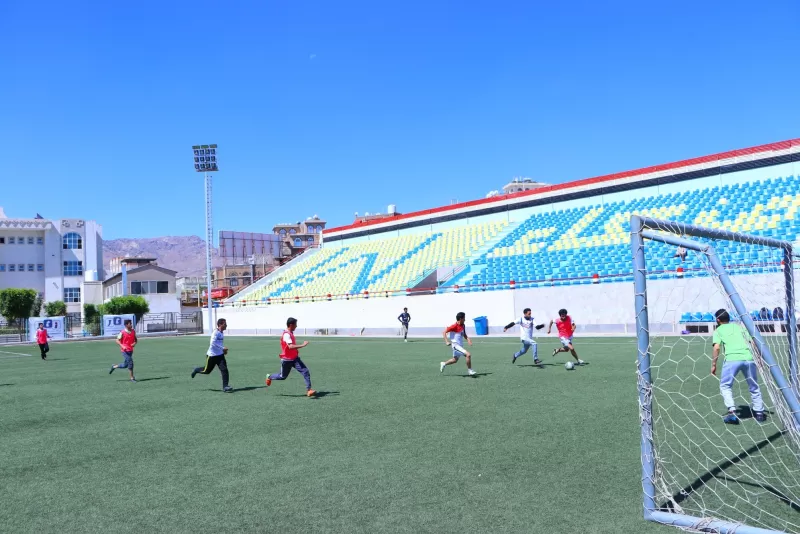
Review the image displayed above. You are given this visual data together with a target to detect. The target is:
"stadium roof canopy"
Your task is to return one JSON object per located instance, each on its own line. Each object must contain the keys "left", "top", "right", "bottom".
{"left": 324, "top": 138, "right": 800, "bottom": 243}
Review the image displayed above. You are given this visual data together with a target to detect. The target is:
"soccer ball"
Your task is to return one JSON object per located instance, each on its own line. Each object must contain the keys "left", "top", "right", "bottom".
{"left": 565, "top": 361, "right": 575, "bottom": 371}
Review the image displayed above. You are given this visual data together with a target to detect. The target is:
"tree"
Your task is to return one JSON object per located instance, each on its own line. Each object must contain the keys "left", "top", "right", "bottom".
{"left": 102, "top": 296, "right": 150, "bottom": 322}
{"left": 44, "top": 301, "right": 68, "bottom": 317}
{"left": 31, "top": 293, "right": 43, "bottom": 318}
{"left": 0, "top": 288, "right": 38, "bottom": 332}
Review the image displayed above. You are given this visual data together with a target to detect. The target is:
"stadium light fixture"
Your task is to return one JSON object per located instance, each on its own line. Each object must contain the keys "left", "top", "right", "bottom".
{"left": 192, "top": 144, "right": 218, "bottom": 333}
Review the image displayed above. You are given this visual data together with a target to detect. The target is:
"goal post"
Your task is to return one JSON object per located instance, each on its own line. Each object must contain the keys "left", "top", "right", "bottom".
{"left": 631, "top": 215, "right": 800, "bottom": 534}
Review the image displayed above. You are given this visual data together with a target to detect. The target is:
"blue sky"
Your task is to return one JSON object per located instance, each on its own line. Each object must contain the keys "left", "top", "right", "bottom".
{"left": 2, "top": 0, "right": 799, "bottom": 240}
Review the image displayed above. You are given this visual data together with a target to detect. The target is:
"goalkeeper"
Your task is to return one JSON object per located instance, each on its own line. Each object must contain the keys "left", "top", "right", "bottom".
{"left": 504, "top": 308, "right": 545, "bottom": 366}
{"left": 711, "top": 309, "right": 766, "bottom": 424}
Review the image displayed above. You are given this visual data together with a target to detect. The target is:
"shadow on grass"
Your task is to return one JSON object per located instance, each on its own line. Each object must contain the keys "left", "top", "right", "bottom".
{"left": 44, "top": 358, "right": 68, "bottom": 361}
{"left": 279, "top": 390, "right": 340, "bottom": 399}
{"left": 443, "top": 373, "right": 493, "bottom": 378}
{"left": 207, "top": 386, "right": 266, "bottom": 392}
{"left": 131, "top": 376, "right": 171, "bottom": 382}
{"left": 518, "top": 363, "right": 559, "bottom": 368}
{"left": 0, "top": 383, "right": 13, "bottom": 387}
{"left": 663, "top": 428, "right": 790, "bottom": 512}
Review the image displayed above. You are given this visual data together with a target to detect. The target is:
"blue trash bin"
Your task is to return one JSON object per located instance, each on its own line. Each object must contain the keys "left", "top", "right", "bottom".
{"left": 473, "top": 316, "right": 489, "bottom": 336}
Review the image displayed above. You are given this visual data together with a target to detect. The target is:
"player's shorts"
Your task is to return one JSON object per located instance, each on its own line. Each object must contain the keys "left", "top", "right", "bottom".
{"left": 559, "top": 336, "right": 574, "bottom": 347}
{"left": 451, "top": 343, "right": 468, "bottom": 359}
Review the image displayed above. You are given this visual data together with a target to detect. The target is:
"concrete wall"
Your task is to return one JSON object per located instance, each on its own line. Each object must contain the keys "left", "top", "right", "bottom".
{"left": 212, "top": 271, "right": 792, "bottom": 336}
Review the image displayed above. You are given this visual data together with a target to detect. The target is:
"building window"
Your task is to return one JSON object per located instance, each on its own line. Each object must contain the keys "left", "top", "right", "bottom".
{"left": 0, "top": 264, "right": 5, "bottom": 272}
{"left": 63, "top": 260, "right": 83, "bottom": 276}
{"left": 62, "top": 232, "right": 82, "bottom": 249}
{"left": 0, "top": 237, "right": 4, "bottom": 244}
{"left": 8, "top": 237, "right": 14, "bottom": 244}
{"left": 230, "top": 278, "right": 239, "bottom": 287}
{"left": 131, "top": 280, "right": 169, "bottom": 294}
{"left": 9, "top": 264, "right": 15, "bottom": 272}
{"left": 289, "top": 228, "right": 297, "bottom": 234}
{"left": 18, "top": 237, "right": 24, "bottom": 244}
{"left": 28, "top": 264, "right": 34, "bottom": 272}
{"left": 18, "top": 264, "right": 24, "bottom": 272}
{"left": 37, "top": 237, "right": 43, "bottom": 245}
{"left": 37, "top": 264, "right": 44, "bottom": 272}
{"left": 27, "top": 237, "right": 34, "bottom": 245}
{"left": 64, "top": 287, "right": 81, "bottom": 303}
{"left": 307, "top": 237, "right": 314, "bottom": 245}
{"left": 294, "top": 238, "right": 302, "bottom": 246}
{"left": 279, "top": 229, "right": 286, "bottom": 236}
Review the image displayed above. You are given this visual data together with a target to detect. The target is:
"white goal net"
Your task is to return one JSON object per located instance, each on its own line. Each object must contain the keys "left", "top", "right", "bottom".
{"left": 633, "top": 216, "right": 800, "bottom": 533}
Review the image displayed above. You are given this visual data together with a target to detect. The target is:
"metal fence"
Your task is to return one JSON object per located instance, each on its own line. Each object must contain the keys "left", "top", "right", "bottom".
{"left": 0, "top": 311, "right": 204, "bottom": 345}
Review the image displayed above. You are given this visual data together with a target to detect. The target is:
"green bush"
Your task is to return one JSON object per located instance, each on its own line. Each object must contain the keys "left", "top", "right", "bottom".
{"left": 0, "top": 288, "right": 38, "bottom": 332}
{"left": 83, "top": 303, "right": 102, "bottom": 336}
{"left": 102, "top": 296, "right": 150, "bottom": 322}
{"left": 44, "top": 300, "right": 67, "bottom": 317}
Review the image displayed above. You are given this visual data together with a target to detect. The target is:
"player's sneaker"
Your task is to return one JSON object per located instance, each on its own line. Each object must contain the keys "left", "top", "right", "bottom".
{"left": 223, "top": 386, "right": 234, "bottom": 393}
{"left": 467, "top": 369, "right": 477, "bottom": 376}
{"left": 723, "top": 411, "right": 740, "bottom": 424}
{"left": 130, "top": 378, "right": 137, "bottom": 383}
{"left": 191, "top": 369, "right": 198, "bottom": 379}
{"left": 512, "top": 354, "right": 518, "bottom": 364}
{"left": 534, "top": 358, "right": 543, "bottom": 366}
{"left": 307, "top": 389, "right": 317, "bottom": 397}
{"left": 404, "top": 339, "right": 408, "bottom": 343}
{"left": 109, "top": 366, "right": 115, "bottom": 374}
{"left": 265, "top": 377, "right": 272, "bottom": 387}
{"left": 577, "top": 360, "right": 587, "bottom": 365}
{"left": 440, "top": 362, "right": 446, "bottom": 373}
{"left": 552, "top": 348, "right": 558, "bottom": 357}
{"left": 754, "top": 411, "right": 768, "bottom": 423}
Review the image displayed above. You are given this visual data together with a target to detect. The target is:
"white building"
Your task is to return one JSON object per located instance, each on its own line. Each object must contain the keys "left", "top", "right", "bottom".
{"left": 0, "top": 208, "right": 104, "bottom": 317}
{"left": 103, "top": 264, "right": 180, "bottom": 315}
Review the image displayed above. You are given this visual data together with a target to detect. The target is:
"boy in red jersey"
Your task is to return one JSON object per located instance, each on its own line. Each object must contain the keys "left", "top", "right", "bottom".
{"left": 109, "top": 319, "right": 138, "bottom": 382}
{"left": 265, "top": 317, "right": 316, "bottom": 397}
{"left": 36, "top": 323, "right": 51, "bottom": 360}
{"left": 547, "top": 308, "right": 586, "bottom": 365}
{"left": 440, "top": 312, "right": 476, "bottom": 375}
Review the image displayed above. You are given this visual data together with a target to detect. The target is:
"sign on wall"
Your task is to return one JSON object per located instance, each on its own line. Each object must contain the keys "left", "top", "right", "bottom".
{"left": 103, "top": 314, "right": 136, "bottom": 336}
{"left": 28, "top": 317, "right": 65, "bottom": 342}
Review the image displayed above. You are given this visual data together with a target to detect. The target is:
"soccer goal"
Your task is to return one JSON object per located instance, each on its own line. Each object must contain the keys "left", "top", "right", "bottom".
{"left": 631, "top": 215, "right": 800, "bottom": 534}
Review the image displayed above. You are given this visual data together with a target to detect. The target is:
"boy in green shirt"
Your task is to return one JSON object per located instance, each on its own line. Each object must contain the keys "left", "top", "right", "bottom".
{"left": 711, "top": 309, "right": 766, "bottom": 424}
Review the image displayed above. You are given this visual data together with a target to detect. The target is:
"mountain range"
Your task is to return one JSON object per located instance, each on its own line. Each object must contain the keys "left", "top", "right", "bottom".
{"left": 103, "top": 236, "right": 222, "bottom": 278}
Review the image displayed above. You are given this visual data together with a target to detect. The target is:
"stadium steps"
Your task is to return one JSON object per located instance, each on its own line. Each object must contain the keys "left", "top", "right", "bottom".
{"left": 227, "top": 247, "right": 322, "bottom": 302}
{"left": 441, "top": 222, "right": 518, "bottom": 288}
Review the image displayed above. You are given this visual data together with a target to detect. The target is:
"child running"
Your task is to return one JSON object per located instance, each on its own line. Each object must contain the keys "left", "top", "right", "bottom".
{"left": 265, "top": 317, "right": 316, "bottom": 397}
{"left": 191, "top": 318, "right": 233, "bottom": 392}
{"left": 504, "top": 308, "right": 545, "bottom": 365}
{"left": 548, "top": 308, "right": 586, "bottom": 365}
{"left": 711, "top": 309, "right": 766, "bottom": 424}
{"left": 109, "top": 319, "right": 138, "bottom": 382}
{"left": 36, "top": 322, "right": 51, "bottom": 360}
{"left": 440, "top": 312, "right": 476, "bottom": 376}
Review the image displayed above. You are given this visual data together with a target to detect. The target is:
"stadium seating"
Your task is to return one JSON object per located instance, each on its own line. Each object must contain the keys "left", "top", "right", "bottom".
{"left": 231, "top": 174, "right": 800, "bottom": 302}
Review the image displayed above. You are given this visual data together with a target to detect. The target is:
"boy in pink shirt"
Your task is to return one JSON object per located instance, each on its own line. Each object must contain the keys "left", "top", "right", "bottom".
{"left": 36, "top": 323, "right": 51, "bottom": 360}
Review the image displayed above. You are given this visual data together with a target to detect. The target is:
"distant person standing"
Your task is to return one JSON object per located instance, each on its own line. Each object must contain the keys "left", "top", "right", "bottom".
{"left": 398, "top": 307, "right": 411, "bottom": 342}
{"left": 109, "top": 319, "right": 138, "bottom": 382}
{"left": 36, "top": 323, "right": 51, "bottom": 360}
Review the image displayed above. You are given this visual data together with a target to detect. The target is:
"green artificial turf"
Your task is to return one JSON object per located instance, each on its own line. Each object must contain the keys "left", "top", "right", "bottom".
{"left": 1, "top": 335, "right": 776, "bottom": 533}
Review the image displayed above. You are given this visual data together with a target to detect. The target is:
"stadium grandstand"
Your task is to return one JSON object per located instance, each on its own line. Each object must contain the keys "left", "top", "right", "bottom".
{"left": 220, "top": 138, "right": 800, "bottom": 336}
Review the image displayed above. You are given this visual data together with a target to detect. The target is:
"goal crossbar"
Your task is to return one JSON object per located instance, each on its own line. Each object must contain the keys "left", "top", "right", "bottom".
{"left": 631, "top": 215, "right": 800, "bottom": 534}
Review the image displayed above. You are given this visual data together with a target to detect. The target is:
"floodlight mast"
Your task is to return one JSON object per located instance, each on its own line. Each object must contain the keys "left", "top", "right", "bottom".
{"left": 192, "top": 144, "right": 218, "bottom": 334}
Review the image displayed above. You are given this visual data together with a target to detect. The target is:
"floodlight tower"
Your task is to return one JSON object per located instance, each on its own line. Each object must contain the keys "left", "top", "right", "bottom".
{"left": 192, "top": 144, "right": 219, "bottom": 333}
